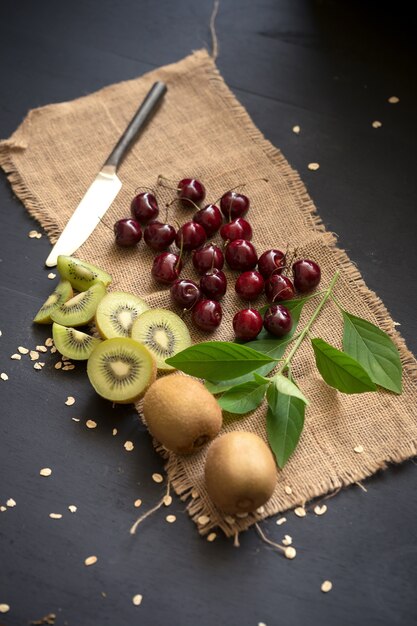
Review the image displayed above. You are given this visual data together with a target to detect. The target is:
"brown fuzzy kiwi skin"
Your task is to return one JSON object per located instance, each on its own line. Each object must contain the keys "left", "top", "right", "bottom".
{"left": 142, "top": 374, "right": 222, "bottom": 455}
{"left": 204, "top": 431, "right": 277, "bottom": 514}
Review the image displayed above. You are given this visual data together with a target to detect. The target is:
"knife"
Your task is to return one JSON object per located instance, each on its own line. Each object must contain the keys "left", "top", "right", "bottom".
{"left": 45, "top": 81, "right": 167, "bottom": 267}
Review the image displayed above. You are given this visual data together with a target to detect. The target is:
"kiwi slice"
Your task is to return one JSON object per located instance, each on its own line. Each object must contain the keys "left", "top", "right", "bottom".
{"left": 95, "top": 291, "right": 149, "bottom": 339}
{"left": 87, "top": 337, "right": 156, "bottom": 403}
{"left": 131, "top": 308, "right": 191, "bottom": 371}
{"left": 50, "top": 282, "right": 106, "bottom": 327}
{"left": 33, "top": 281, "right": 73, "bottom": 324}
{"left": 57, "top": 255, "right": 112, "bottom": 292}
{"left": 52, "top": 322, "right": 102, "bottom": 360}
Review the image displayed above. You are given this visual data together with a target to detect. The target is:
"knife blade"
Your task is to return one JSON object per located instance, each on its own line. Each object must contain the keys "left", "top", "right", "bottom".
{"left": 45, "top": 80, "right": 167, "bottom": 267}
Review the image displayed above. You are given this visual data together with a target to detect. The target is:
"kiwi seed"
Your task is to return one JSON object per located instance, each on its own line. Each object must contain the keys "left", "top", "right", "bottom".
{"left": 52, "top": 323, "right": 102, "bottom": 360}
{"left": 57, "top": 255, "right": 112, "bottom": 292}
{"left": 33, "top": 281, "right": 73, "bottom": 324}
{"left": 50, "top": 282, "right": 106, "bottom": 327}
{"left": 95, "top": 291, "right": 149, "bottom": 339}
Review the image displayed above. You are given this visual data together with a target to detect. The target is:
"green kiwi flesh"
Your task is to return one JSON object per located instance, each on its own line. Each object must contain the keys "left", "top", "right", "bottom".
{"left": 33, "top": 281, "right": 74, "bottom": 324}
{"left": 52, "top": 323, "right": 102, "bottom": 360}
{"left": 57, "top": 255, "right": 112, "bottom": 292}
{"left": 131, "top": 308, "right": 191, "bottom": 371}
{"left": 87, "top": 337, "right": 156, "bottom": 403}
{"left": 95, "top": 291, "right": 149, "bottom": 339}
{"left": 50, "top": 281, "right": 106, "bottom": 327}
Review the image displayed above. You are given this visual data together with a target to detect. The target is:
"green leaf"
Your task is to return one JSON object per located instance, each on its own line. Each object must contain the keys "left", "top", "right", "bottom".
{"left": 165, "top": 341, "right": 278, "bottom": 380}
{"left": 271, "top": 373, "right": 310, "bottom": 405}
{"left": 258, "top": 297, "right": 308, "bottom": 340}
{"left": 266, "top": 377, "right": 306, "bottom": 468}
{"left": 217, "top": 381, "right": 269, "bottom": 414}
{"left": 342, "top": 310, "right": 402, "bottom": 394}
{"left": 311, "top": 337, "right": 377, "bottom": 394}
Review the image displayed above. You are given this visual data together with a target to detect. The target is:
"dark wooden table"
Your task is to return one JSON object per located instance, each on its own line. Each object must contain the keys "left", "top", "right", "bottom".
{"left": 1, "top": 1, "right": 416, "bottom": 625}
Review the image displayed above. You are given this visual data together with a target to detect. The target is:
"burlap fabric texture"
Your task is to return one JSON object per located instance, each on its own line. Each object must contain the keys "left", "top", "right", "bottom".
{"left": 1, "top": 50, "right": 416, "bottom": 538}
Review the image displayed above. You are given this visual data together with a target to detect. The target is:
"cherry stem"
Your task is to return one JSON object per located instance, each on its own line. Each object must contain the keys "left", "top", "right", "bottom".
{"left": 213, "top": 177, "right": 269, "bottom": 205}
{"left": 130, "top": 481, "right": 171, "bottom": 534}
{"left": 157, "top": 174, "right": 181, "bottom": 192}
{"left": 98, "top": 216, "right": 114, "bottom": 232}
{"left": 133, "top": 185, "right": 157, "bottom": 195}
{"left": 175, "top": 229, "right": 184, "bottom": 270}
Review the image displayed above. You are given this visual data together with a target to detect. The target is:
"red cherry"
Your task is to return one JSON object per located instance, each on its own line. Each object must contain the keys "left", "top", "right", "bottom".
{"left": 114, "top": 218, "right": 142, "bottom": 247}
{"left": 200, "top": 269, "right": 227, "bottom": 300}
{"left": 257, "top": 249, "right": 286, "bottom": 279}
{"left": 144, "top": 221, "right": 176, "bottom": 252}
{"left": 130, "top": 192, "right": 159, "bottom": 224}
{"left": 178, "top": 178, "right": 206, "bottom": 208}
{"left": 151, "top": 252, "right": 182, "bottom": 284}
{"left": 170, "top": 279, "right": 201, "bottom": 310}
{"left": 235, "top": 270, "right": 265, "bottom": 301}
{"left": 263, "top": 305, "right": 292, "bottom": 337}
{"left": 225, "top": 239, "right": 258, "bottom": 271}
{"left": 292, "top": 259, "right": 321, "bottom": 292}
{"left": 193, "top": 204, "right": 223, "bottom": 237}
{"left": 220, "top": 218, "right": 252, "bottom": 242}
{"left": 192, "top": 243, "right": 224, "bottom": 275}
{"left": 175, "top": 221, "right": 207, "bottom": 251}
{"left": 265, "top": 274, "right": 295, "bottom": 303}
{"left": 192, "top": 299, "right": 222, "bottom": 331}
{"left": 220, "top": 191, "right": 250, "bottom": 220}
{"left": 233, "top": 309, "right": 263, "bottom": 341}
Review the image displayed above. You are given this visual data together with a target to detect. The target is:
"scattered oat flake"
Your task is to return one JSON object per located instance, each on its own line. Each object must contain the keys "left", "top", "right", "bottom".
{"left": 45, "top": 337, "right": 53, "bottom": 347}
{"left": 284, "top": 546, "right": 297, "bottom": 559}
{"left": 47, "top": 272, "right": 56, "bottom": 279}
{"left": 284, "top": 485, "right": 292, "bottom": 495}
{"left": 191, "top": 489, "right": 199, "bottom": 498}
{"left": 282, "top": 534, "right": 292, "bottom": 546}
{"left": 54, "top": 362, "right": 62, "bottom": 369}
{"left": 112, "top": 428, "right": 117, "bottom": 436}
{"left": 132, "top": 594, "right": 143, "bottom": 606}
{"left": 292, "top": 125, "right": 300, "bottom": 134}
{"left": 30, "top": 350, "right": 39, "bottom": 360}
{"left": 0, "top": 373, "right": 9, "bottom": 381}
{"left": 294, "top": 506, "right": 306, "bottom": 518}
{"left": 0, "top": 330, "right": 2, "bottom": 336}
{"left": 225, "top": 515, "right": 235, "bottom": 524}
{"left": 86, "top": 420, "right": 97, "bottom": 429}
{"left": 152, "top": 473, "right": 163, "bottom": 483}
{"left": 68, "top": 505, "right": 77, "bottom": 513}
{"left": 166, "top": 514, "right": 176, "bottom": 523}
{"left": 256, "top": 505, "right": 265, "bottom": 514}
{"left": 197, "top": 515, "right": 210, "bottom": 526}
{"left": 40, "top": 468, "right": 52, "bottom": 477}
{"left": 276, "top": 517, "right": 287, "bottom": 525}
{"left": 33, "top": 363, "right": 43, "bottom": 370}
{"left": 18, "top": 346, "right": 29, "bottom": 354}
{"left": 6, "top": 498, "right": 16, "bottom": 507}
{"left": 0, "top": 506, "right": 6, "bottom": 512}
{"left": 258, "top": 622, "right": 267, "bottom": 626}
{"left": 321, "top": 580, "right": 333, "bottom": 593}
{"left": 388, "top": 96, "right": 399, "bottom": 103}
{"left": 308, "top": 162, "right": 320, "bottom": 171}
{"left": 124, "top": 440, "right": 134, "bottom": 451}
{"left": 28, "top": 229, "right": 40, "bottom": 238}
{"left": 207, "top": 532, "right": 217, "bottom": 542}
{"left": 65, "top": 396, "right": 75, "bottom": 406}
{"left": 72, "top": 417, "right": 80, "bottom": 422}
{"left": 314, "top": 504, "right": 327, "bottom": 516}
{"left": 50, "top": 346, "right": 57, "bottom": 353}
{"left": 0, "top": 604, "right": 10, "bottom": 613}
{"left": 134, "top": 499, "right": 142, "bottom": 508}
{"left": 49, "top": 513, "right": 62, "bottom": 519}
{"left": 354, "top": 445, "right": 364, "bottom": 453}
{"left": 372, "top": 120, "right": 382, "bottom": 128}
{"left": 163, "top": 495, "right": 172, "bottom": 507}
{"left": 85, "top": 556, "right": 98, "bottom": 566}
{"left": 35, "top": 233, "right": 42, "bottom": 239}
{"left": 37, "top": 345, "right": 48, "bottom": 353}
{"left": 11, "top": 353, "right": 21, "bottom": 360}
{"left": 63, "top": 365, "right": 75, "bottom": 371}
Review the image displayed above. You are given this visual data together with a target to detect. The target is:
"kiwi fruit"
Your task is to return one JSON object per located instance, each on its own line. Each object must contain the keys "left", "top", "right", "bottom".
{"left": 131, "top": 309, "right": 191, "bottom": 370}
{"left": 95, "top": 291, "right": 149, "bottom": 339}
{"left": 87, "top": 337, "right": 156, "bottom": 403}
{"left": 204, "top": 431, "right": 277, "bottom": 514}
{"left": 57, "top": 255, "right": 112, "bottom": 292}
{"left": 50, "top": 281, "right": 106, "bottom": 327}
{"left": 143, "top": 374, "right": 222, "bottom": 455}
{"left": 52, "top": 322, "right": 102, "bottom": 360}
{"left": 33, "top": 281, "right": 74, "bottom": 324}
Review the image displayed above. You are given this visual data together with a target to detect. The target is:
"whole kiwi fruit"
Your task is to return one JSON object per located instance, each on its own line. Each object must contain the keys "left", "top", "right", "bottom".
{"left": 204, "top": 431, "right": 276, "bottom": 514}
{"left": 142, "top": 374, "right": 222, "bottom": 455}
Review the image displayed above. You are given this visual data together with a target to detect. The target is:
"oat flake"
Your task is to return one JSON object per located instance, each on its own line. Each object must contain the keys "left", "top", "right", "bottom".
{"left": 292, "top": 125, "right": 300, "bottom": 134}
{"left": 86, "top": 420, "right": 97, "bottom": 429}
{"left": 354, "top": 445, "right": 364, "bottom": 453}
{"left": 37, "top": 345, "right": 48, "bottom": 353}
{"left": 0, "top": 506, "right": 6, "bottom": 512}
{"left": 321, "top": 580, "right": 333, "bottom": 593}
{"left": 63, "top": 365, "right": 75, "bottom": 371}
{"left": 276, "top": 517, "right": 287, "bottom": 526}
{"left": 372, "top": 120, "right": 382, "bottom": 128}
{"left": 0, "top": 604, "right": 10, "bottom": 613}
{"left": 152, "top": 473, "right": 163, "bottom": 483}
{"left": 388, "top": 96, "right": 399, "bottom": 103}
{"left": 132, "top": 594, "right": 143, "bottom": 606}
{"left": 112, "top": 428, "right": 117, "bottom": 436}
{"left": 68, "top": 505, "right": 77, "bottom": 513}
{"left": 207, "top": 532, "right": 217, "bottom": 542}
{"left": 308, "top": 162, "right": 320, "bottom": 170}
{"left": 54, "top": 362, "right": 62, "bottom": 369}
{"left": 65, "top": 396, "right": 75, "bottom": 406}
{"left": 28, "top": 230, "right": 39, "bottom": 238}
{"left": 166, "top": 514, "right": 176, "bottom": 523}
{"left": 33, "top": 363, "right": 42, "bottom": 370}
{"left": 282, "top": 535, "right": 292, "bottom": 546}
{"left": 49, "top": 513, "right": 62, "bottom": 519}
{"left": 134, "top": 499, "right": 142, "bottom": 508}
{"left": 294, "top": 507, "right": 306, "bottom": 518}
{"left": 6, "top": 498, "right": 16, "bottom": 507}
{"left": 72, "top": 417, "right": 80, "bottom": 422}
{"left": 48, "top": 272, "right": 56, "bottom": 279}
{"left": 18, "top": 346, "right": 29, "bottom": 354}
{"left": 191, "top": 489, "right": 199, "bottom": 499}
{"left": 163, "top": 495, "right": 172, "bottom": 507}
{"left": 50, "top": 346, "right": 57, "bottom": 353}
{"left": 258, "top": 622, "right": 267, "bottom": 626}
{"left": 85, "top": 556, "right": 97, "bottom": 566}
{"left": 197, "top": 515, "right": 210, "bottom": 526}
{"left": 30, "top": 350, "right": 39, "bottom": 360}
{"left": 0, "top": 373, "right": 8, "bottom": 381}
{"left": 45, "top": 337, "right": 53, "bottom": 347}
{"left": 284, "top": 546, "right": 297, "bottom": 559}
{"left": 256, "top": 505, "right": 265, "bottom": 514}
{"left": 11, "top": 354, "right": 21, "bottom": 360}
{"left": 40, "top": 468, "right": 52, "bottom": 477}
{"left": 124, "top": 440, "right": 134, "bottom": 451}
{"left": 224, "top": 515, "right": 235, "bottom": 524}
{"left": 314, "top": 504, "right": 327, "bottom": 516}
{"left": 284, "top": 485, "right": 292, "bottom": 495}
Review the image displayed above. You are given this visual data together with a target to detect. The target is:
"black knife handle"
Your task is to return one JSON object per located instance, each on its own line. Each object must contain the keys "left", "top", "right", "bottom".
{"left": 103, "top": 81, "right": 167, "bottom": 171}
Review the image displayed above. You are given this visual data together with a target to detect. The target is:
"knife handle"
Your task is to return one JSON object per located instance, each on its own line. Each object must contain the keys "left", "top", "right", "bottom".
{"left": 103, "top": 81, "right": 167, "bottom": 171}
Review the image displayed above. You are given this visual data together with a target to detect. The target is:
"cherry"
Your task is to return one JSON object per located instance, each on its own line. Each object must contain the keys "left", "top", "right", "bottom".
{"left": 130, "top": 192, "right": 159, "bottom": 224}
{"left": 263, "top": 305, "right": 292, "bottom": 337}
{"left": 178, "top": 178, "right": 206, "bottom": 208}
{"left": 151, "top": 252, "right": 182, "bottom": 284}
{"left": 170, "top": 279, "right": 201, "bottom": 310}
{"left": 192, "top": 243, "right": 224, "bottom": 275}
{"left": 220, "top": 218, "right": 252, "bottom": 242}
{"left": 144, "top": 221, "right": 176, "bottom": 252}
{"left": 257, "top": 249, "right": 286, "bottom": 279}
{"left": 114, "top": 218, "right": 142, "bottom": 247}
{"left": 192, "top": 299, "right": 222, "bottom": 331}
{"left": 265, "top": 274, "right": 295, "bottom": 303}
{"left": 235, "top": 270, "right": 264, "bottom": 301}
{"left": 233, "top": 309, "right": 263, "bottom": 341}
{"left": 225, "top": 239, "right": 258, "bottom": 271}
{"left": 292, "top": 259, "right": 321, "bottom": 292}
{"left": 200, "top": 269, "right": 227, "bottom": 300}
{"left": 175, "top": 221, "right": 207, "bottom": 251}
{"left": 220, "top": 191, "right": 250, "bottom": 220}
{"left": 193, "top": 204, "right": 223, "bottom": 237}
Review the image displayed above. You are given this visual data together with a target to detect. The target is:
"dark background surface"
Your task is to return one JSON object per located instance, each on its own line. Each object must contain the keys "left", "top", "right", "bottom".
{"left": 1, "top": 1, "right": 416, "bottom": 625}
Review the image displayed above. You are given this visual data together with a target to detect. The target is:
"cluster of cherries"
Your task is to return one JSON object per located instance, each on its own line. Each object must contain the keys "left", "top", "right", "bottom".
{"left": 113, "top": 177, "right": 321, "bottom": 340}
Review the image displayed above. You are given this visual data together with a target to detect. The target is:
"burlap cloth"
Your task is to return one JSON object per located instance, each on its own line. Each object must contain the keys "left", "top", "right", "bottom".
{"left": 1, "top": 50, "right": 416, "bottom": 537}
